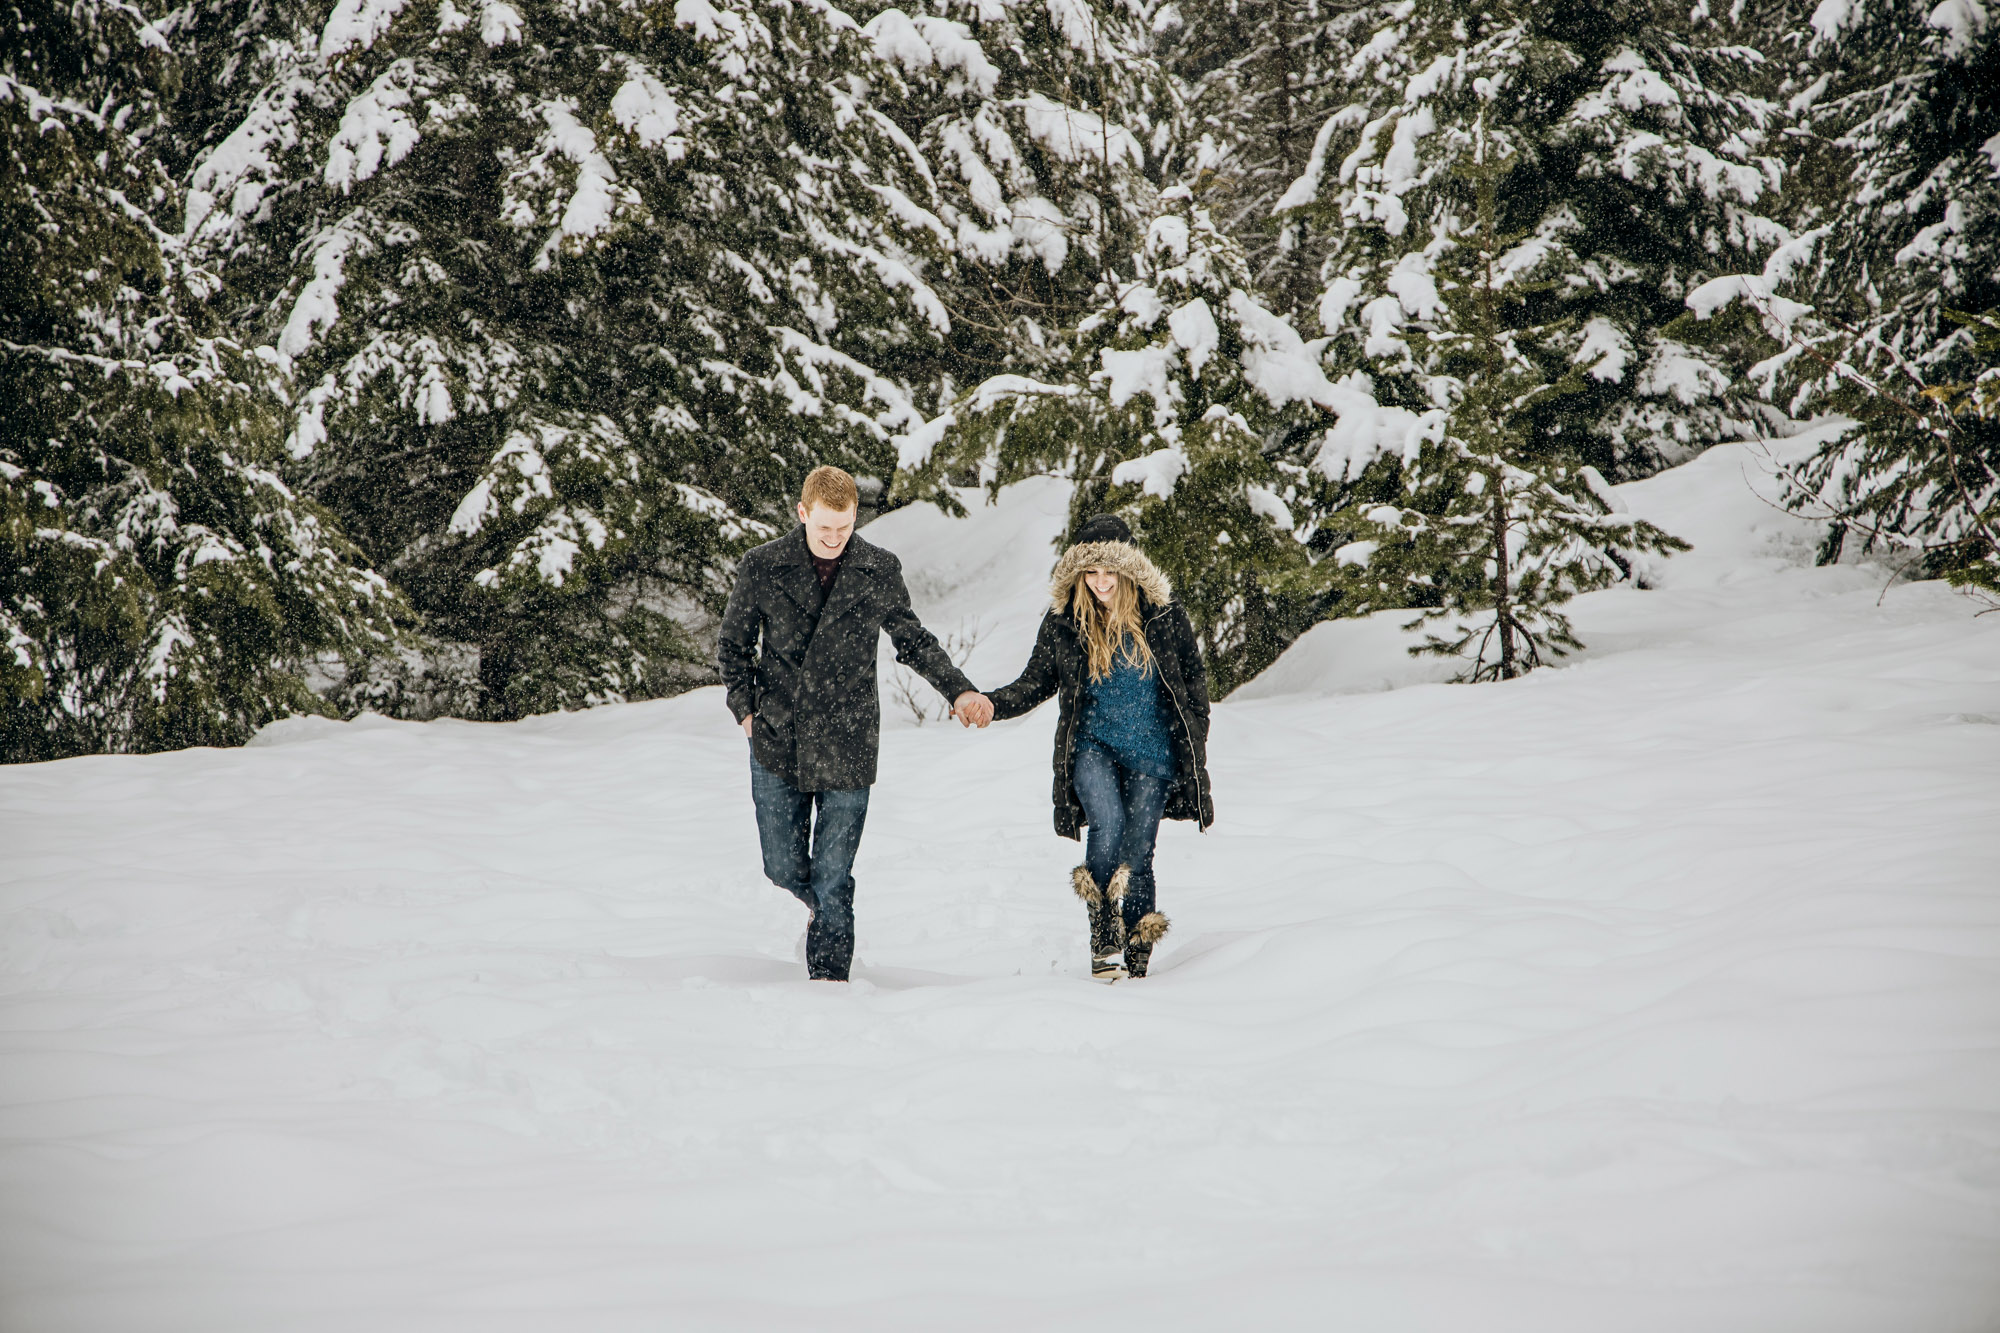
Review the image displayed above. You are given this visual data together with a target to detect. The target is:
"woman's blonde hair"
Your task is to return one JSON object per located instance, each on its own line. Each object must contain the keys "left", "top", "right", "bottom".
{"left": 1071, "top": 570, "right": 1155, "bottom": 682}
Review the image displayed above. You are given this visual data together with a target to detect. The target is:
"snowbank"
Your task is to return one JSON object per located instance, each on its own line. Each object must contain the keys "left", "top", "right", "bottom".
{"left": 1235, "top": 433, "right": 1848, "bottom": 702}
{"left": 862, "top": 474, "right": 1071, "bottom": 718}
{"left": 1229, "top": 606, "right": 1465, "bottom": 699}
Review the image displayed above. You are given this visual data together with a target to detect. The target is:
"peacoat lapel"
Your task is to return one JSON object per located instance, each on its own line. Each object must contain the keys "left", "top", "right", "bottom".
{"left": 773, "top": 527, "right": 824, "bottom": 617}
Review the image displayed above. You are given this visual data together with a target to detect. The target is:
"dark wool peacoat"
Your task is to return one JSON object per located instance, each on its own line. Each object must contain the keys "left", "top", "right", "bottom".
{"left": 718, "top": 526, "right": 975, "bottom": 792}
{"left": 989, "top": 540, "right": 1214, "bottom": 840}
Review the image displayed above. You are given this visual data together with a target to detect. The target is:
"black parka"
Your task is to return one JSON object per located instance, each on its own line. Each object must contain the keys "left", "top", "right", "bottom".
{"left": 990, "top": 562, "right": 1214, "bottom": 840}
{"left": 718, "top": 527, "right": 974, "bottom": 791}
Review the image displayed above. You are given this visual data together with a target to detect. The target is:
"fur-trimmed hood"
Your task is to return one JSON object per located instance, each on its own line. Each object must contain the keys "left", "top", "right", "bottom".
{"left": 1049, "top": 540, "right": 1172, "bottom": 610}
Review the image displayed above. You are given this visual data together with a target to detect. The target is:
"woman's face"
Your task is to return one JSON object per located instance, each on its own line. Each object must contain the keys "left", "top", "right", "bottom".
{"left": 1083, "top": 568, "right": 1118, "bottom": 605}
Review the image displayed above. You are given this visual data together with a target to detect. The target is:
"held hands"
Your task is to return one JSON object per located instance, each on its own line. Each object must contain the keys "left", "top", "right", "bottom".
{"left": 750, "top": 702, "right": 989, "bottom": 732}
{"left": 748, "top": 702, "right": 986, "bottom": 733}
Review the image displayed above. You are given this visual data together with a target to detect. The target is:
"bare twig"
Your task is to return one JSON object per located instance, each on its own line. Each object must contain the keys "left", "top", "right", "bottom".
{"left": 888, "top": 620, "right": 987, "bottom": 725}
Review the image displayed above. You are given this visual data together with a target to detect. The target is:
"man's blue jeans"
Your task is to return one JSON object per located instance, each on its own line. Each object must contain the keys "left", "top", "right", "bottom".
{"left": 748, "top": 746, "right": 871, "bottom": 981}
{"left": 1072, "top": 744, "right": 1171, "bottom": 930}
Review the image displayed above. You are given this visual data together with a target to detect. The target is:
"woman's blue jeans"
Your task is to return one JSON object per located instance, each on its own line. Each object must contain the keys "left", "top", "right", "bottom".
{"left": 748, "top": 746, "right": 870, "bottom": 981}
{"left": 1072, "top": 744, "right": 1170, "bottom": 929}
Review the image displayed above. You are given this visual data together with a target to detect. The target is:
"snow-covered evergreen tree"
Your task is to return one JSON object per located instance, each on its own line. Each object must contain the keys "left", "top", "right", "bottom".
{"left": 1163, "top": 0, "right": 1399, "bottom": 316}
{"left": 1691, "top": 0, "right": 2000, "bottom": 589}
{"left": 897, "top": 188, "right": 1409, "bottom": 690}
{"left": 181, "top": 0, "right": 964, "bottom": 717}
{"left": 1320, "top": 166, "right": 1687, "bottom": 679}
{"left": 1, "top": 0, "right": 404, "bottom": 761}
{"left": 1280, "top": 0, "right": 1787, "bottom": 479}
{"left": 859, "top": 0, "right": 1170, "bottom": 387}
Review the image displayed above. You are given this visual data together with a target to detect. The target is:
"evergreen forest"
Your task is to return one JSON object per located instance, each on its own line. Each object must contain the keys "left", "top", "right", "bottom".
{"left": 5, "top": 0, "right": 1997, "bottom": 759}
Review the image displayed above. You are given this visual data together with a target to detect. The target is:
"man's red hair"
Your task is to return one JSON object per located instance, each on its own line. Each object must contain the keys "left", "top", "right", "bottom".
{"left": 800, "top": 465, "right": 859, "bottom": 513}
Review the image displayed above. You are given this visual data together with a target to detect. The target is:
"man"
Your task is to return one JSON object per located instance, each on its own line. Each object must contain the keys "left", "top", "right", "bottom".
{"left": 718, "top": 466, "right": 994, "bottom": 981}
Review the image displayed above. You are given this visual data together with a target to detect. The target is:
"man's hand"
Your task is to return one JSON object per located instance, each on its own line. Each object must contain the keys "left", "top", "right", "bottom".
{"left": 742, "top": 714, "right": 753, "bottom": 737}
{"left": 952, "top": 692, "right": 994, "bottom": 729}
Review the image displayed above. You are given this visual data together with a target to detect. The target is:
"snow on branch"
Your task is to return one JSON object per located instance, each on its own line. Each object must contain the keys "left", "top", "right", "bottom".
{"left": 1272, "top": 105, "right": 1370, "bottom": 214}
{"left": 1042, "top": 0, "right": 1102, "bottom": 55}
{"left": 1011, "top": 94, "right": 1142, "bottom": 170}
{"left": 279, "top": 222, "right": 369, "bottom": 359}
{"left": 864, "top": 10, "right": 1000, "bottom": 96}
{"left": 1111, "top": 445, "right": 1189, "bottom": 498}
{"left": 773, "top": 327, "right": 930, "bottom": 439}
{"left": 802, "top": 218, "right": 951, "bottom": 333}
{"left": 610, "top": 63, "right": 687, "bottom": 157}
{"left": 1685, "top": 228, "right": 1827, "bottom": 330}
{"left": 185, "top": 74, "right": 309, "bottom": 245}
{"left": 478, "top": 0, "right": 521, "bottom": 46}
{"left": 320, "top": 0, "right": 408, "bottom": 58}
{"left": 325, "top": 62, "right": 422, "bottom": 194}
{"left": 893, "top": 375, "right": 1081, "bottom": 470}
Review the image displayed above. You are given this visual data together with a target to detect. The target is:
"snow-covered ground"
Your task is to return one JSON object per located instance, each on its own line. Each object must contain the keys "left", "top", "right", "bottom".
{"left": 4, "top": 443, "right": 1999, "bottom": 1332}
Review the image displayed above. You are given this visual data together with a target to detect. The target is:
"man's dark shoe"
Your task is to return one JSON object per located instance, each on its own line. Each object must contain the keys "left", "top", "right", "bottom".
{"left": 805, "top": 909, "right": 853, "bottom": 981}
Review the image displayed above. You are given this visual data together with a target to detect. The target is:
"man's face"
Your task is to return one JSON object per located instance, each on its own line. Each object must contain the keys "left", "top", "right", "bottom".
{"left": 798, "top": 501, "right": 857, "bottom": 559}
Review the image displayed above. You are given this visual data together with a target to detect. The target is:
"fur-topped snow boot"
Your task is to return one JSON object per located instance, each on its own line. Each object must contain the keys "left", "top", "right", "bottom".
{"left": 1073, "top": 865, "right": 1126, "bottom": 978}
{"left": 1123, "top": 911, "right": 1170, "bottom": 978}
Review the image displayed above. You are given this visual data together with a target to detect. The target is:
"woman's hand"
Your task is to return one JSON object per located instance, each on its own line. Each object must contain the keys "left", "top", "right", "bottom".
{"left": 953, "top": 692, "right": 994, "bottom": 728}
{"left": 741, "top": 714, "right": 753, "bottom": 737}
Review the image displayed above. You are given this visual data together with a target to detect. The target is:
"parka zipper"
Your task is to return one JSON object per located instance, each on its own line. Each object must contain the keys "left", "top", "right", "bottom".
{"left": 1146, "top": 606, "right": 1209, "bottom": 834}
{"left": 1056, "top": 621, "right": 1081, "bottom": 831}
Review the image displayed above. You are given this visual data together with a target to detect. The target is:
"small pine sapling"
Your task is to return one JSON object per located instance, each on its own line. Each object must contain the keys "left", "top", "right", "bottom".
{"left": 1328, "top": 147, "right": 1688, "bottom": 681}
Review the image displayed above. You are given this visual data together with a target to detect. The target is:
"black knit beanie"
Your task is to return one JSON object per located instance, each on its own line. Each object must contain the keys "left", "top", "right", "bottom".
{"left": 1071, "top": 513, "right": 1133, "bottom": 546}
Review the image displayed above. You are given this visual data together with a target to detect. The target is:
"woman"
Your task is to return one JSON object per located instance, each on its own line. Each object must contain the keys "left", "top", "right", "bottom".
{"left": 990, "top": 515, "right": 1214, "bottom": 979}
